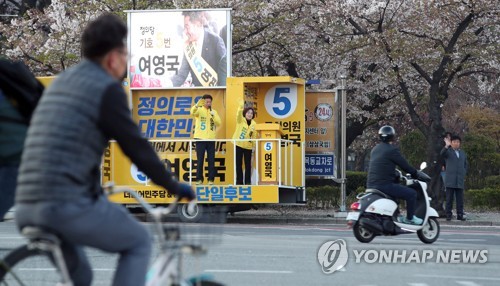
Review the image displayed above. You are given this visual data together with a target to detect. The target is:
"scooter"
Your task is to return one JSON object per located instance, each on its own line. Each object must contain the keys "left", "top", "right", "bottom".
{"left": 346, "top": 162, "right": 440, "bottom": 244}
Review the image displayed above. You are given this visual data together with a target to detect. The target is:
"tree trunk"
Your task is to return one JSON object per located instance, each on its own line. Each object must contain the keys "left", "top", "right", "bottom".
{"left": 425, "top": 84, "right": 447, "bottom": 216}
{"left": 354, "top": 149, "right": 369, "bottom": 172}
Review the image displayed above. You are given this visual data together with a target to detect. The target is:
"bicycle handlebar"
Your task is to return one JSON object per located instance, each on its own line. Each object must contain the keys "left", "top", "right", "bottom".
{"left": 102, "top": 182, "right": 196, "bottom": 220}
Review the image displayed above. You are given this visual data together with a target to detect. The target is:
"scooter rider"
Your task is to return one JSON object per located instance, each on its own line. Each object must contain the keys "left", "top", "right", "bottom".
{"left": 367, "top": 125, "right": 423, "bottom": 225}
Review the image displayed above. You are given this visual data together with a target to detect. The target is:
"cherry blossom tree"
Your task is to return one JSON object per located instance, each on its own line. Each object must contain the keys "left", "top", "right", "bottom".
{"left": 304, "top": 0, "right": 499, "bottom": 209}
{"left": 1, "top": 0, "right": 498, "bottom": 209}
{"left": 0, "top": 0, "right": 176, "bottom": 74}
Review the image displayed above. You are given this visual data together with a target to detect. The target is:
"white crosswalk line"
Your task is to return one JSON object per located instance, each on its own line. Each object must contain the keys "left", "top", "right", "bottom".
{"left": 408, "top": 283, "right": 429, "bottom": 286}
{"left": 456, "top": 281, "right": 482, "bottom": 286}
{"left": 415, "top": 274, "right": 500, "bottom": 281}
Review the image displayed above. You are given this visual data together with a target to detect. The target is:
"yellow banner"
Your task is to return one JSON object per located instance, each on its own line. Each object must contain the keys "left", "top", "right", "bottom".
{"left": 257, "top": 83, "right": 305, "bottom": 186}
{"left": 132, "top": 89, "right": 226, "bottom": 140}
{"left": 103, "top": 141, "right": 231, "bottom": 186}
{"left": 103, "top": 141, "right": 278, "bottom": 204}
{"left": 256, "top": 125, "right": 281, "bottom": 184}
{"left": 108, "top": 184, "right": 279, "bottom": 204}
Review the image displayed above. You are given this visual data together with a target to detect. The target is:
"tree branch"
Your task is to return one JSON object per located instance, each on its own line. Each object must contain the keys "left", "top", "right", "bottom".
{"left": 380, "top": 35, "right": 427, "bottom": 135}
{"left": 442, "top": 54, "right": 471, "bottom": 95}
{"left": 458, "top": 69, "right": 497, "bottom": 78}
{"left": 410, "top": 62, "right": 433, "bottom": 84}
{"left": 233, "top": 41, "right": 266, "bottom": 55}
{"left": 377, "top": 0, "right": 389, "bottom": 33}
{"left": 399, "top": 29, "right": 445, "bottom": 49}
{"left": 236, "top": 23, "right": 272, "bottom": 44}
{"left": 434, "top": 12, "right": 474, "bottom": 80}
{"left": 347, "top": 17, "right": 368, "bottom": 35}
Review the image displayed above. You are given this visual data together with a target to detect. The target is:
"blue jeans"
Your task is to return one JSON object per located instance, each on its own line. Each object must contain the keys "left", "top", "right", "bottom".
{"left": 372, "top": 183, "right": 417, "bottom": 220}
{"left": 0, "top": 164, "right": 18, "bottom": 221}
{"left": 16, "top": 196, "right": 151, "bottom": 286}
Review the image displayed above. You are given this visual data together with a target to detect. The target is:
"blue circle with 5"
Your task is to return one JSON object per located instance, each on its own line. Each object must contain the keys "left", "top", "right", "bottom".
{"left": 264, "top": 84, "right": 297, "bottom": 119}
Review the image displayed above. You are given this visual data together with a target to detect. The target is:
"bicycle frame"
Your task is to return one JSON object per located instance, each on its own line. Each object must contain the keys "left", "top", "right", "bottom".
{"left": 106, "top": 184, "right": 190, "bottom": 286}
{"left": 2, "top": 227, "right": 75, "bottom": 286}
{"left": 1, "top": 184, "right": 197, "bottom": 286}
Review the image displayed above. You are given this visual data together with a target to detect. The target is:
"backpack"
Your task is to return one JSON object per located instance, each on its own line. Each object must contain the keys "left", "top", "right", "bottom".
{"left": 0, "top": 59, "right": 44, "bottom": 123}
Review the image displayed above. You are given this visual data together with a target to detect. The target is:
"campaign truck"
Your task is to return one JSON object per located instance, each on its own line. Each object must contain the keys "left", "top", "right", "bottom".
{"left": 37, "top": 8, "right": 339, "bottom": 222}
{"left": 102, "top": 76, "right": 307, "bottom": 222}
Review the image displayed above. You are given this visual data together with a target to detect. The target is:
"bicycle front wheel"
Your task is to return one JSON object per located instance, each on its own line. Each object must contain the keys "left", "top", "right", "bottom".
{"left": 0, "top": 245, "right": 65, "bottom": 286}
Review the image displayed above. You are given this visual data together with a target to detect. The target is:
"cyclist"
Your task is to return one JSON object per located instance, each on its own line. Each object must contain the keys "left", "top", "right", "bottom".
{"left": 367, "top": 125, "right": 423, "bottom": 225}
{"left": 14, "top": 13, "right": 195, "bottom": 286}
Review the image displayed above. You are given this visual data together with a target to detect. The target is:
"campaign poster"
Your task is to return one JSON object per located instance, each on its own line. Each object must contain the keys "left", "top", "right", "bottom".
{"left": 127, "top": 9, "right": 231, "bottom": 89}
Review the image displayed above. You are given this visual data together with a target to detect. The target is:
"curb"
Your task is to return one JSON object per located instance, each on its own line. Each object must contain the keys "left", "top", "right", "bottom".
{"left": 227, "top": 216, "right": 340, "bottom": 225}
{"left": 6, "top": 210, "right": 498, "bottom": 227}
{"left": 226, "top": 216, "right": 500, "bottom": 226}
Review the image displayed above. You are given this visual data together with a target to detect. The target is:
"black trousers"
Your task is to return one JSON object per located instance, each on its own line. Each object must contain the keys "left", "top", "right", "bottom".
{"left": 195, "top": 140, "right": 215, "bottom": 182}
{"left": 445, "top": 187, "right": 464, "bottom": 218}
{"left": 235, "top": 146, "right": 252, "bottom": 185}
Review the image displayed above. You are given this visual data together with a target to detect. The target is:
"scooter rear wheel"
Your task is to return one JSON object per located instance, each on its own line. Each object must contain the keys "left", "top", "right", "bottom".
{"left": 353, "top": 221, "right": 375, "bottom": 243}
{"left": 417, "top": 217, "right": 440, "bottom": 244}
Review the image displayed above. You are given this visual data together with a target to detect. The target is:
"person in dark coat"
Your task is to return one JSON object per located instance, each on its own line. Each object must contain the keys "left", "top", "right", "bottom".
{"left": 0, "top": 59, "right": 43, "bottom": 221}
{"left": 367, "top": 125, "right": 423, "bottom": 225}
{"left": 0, "top": 88, "right": 28, "bottom": 221}
{"left": 440, "top": 134, "right": 468, "bottom": 221}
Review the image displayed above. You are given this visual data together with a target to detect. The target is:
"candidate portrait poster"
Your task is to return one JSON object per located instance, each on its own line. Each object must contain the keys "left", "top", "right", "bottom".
{"left": 127, "top": 9, "right": 231, "bottom": 89}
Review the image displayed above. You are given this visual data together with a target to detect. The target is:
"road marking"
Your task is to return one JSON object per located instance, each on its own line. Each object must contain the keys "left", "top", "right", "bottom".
{"left": 456, "top": 281, "right": 483, "bottom": 286}
{"left": 442, "top": 228, "right": 500, "bottom": 235}
{"left": 415, "top": 274, "right": 500, "bottom": 281}
{"left": 445, "top": 239, "right": 486, "bottom": 242}
{"left": 205, "top": 269, "right": 293, "bottom": 274}
{"left": 19, "top": 268, "right": 57, "bottom": 271}
{"left": 408, "top": 283, "right": 428, "bottom": 286}
{"left": 17, "top": 268, "right": 114, "bottom": 271}
{"left": 92, "top": 268, "right": 115, "bottom": 271}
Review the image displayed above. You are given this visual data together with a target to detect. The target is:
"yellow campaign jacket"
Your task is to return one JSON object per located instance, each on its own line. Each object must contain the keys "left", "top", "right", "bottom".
{"left": 190, "top": 104, "right": 221, "bottom": 139}
{"left": 232, "top": 105, "right": 257, "bottom": 150}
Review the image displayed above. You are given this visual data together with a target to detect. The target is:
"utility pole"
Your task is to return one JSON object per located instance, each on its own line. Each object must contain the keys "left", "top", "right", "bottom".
{"left": 334, "top": 75, "right": 347, "bottom": 213}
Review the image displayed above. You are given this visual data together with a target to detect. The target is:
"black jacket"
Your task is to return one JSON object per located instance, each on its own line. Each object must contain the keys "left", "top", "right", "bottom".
{"left": 367, "top": 142, "right": 417, "bottom": 188}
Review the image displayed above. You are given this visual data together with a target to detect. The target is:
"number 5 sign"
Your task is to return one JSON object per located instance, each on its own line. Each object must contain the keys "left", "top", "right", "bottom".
{"left": 264, "top": 84, "right": 298, "bottom": 119}
{"left": 264, "top": 142, "right": 273, "bottom": 151}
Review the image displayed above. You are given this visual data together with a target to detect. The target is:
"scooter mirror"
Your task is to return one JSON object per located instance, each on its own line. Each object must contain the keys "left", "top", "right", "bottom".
{"left": 419, "top": 162, "right": 427, "bottom": 170}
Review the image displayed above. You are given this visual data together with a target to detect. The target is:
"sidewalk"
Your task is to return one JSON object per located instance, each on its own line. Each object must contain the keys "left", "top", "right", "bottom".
{"left": 4, "top": 207, "right": 499, "bottom": 226}
{"left": 226, "top": 207, "right": 500, "bottom": 226}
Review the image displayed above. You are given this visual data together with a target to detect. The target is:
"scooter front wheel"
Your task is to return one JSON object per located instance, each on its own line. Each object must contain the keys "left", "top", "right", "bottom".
{"left": 353, "top": 221, "right": 375, "bottom": 243}
{"left": 417, "top": 217, "right": 440, "bottom": 244}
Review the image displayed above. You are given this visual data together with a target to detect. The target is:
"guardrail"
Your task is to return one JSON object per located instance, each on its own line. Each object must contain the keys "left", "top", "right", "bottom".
{"left": 143, "top": 138, "right": 298, "bottom": 187}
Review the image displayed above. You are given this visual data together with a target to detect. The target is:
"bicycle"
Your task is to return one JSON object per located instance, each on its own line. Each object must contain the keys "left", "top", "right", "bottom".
{"left": 0, "top": 183, "right": 226, "bottom": 286}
